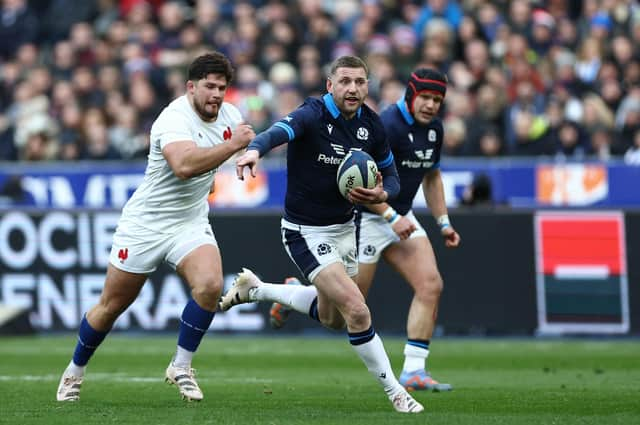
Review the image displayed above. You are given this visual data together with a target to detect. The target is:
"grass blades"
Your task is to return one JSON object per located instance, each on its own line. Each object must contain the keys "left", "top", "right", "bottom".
{"left": 0, "top": 336, "right": 638, "bottom": 425}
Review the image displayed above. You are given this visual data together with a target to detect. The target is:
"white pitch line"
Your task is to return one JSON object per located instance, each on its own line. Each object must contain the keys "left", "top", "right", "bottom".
{"left": 0, "top": 374, "right": 275, "bottom": 384}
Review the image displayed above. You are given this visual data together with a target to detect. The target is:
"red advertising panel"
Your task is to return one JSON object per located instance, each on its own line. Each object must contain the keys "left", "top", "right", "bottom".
{"left": 534, "top": 212, "right": 629, "bottom": 334}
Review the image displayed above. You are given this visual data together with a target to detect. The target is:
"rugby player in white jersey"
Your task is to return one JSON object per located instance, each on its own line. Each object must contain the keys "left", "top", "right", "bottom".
{"left": 56, "top": 52, "right": 255, "bottom": 402}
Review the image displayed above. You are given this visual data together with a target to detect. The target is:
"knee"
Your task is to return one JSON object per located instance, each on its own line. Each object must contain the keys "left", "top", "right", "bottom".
{"left": 414, "top": 273, "right": 443, "bottom": 304}
{"left": 343, "top": 301, "right": 371, "bottom": 329}
{"left": 191, "top": 276, "right": 223, "bottom": 310}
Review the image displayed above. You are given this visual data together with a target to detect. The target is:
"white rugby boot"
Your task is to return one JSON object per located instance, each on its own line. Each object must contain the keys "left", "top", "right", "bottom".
{"left": 389, "top": 389, "right": 424, "bottom": 413}
{"left": 56, "top": 371, "right": 83, "bottom": 401}
{"left": 219, "top": 268, "right": 261, "bottom": 311}
{"left": 165, "top": 362, "right": 203, "bottom": 402}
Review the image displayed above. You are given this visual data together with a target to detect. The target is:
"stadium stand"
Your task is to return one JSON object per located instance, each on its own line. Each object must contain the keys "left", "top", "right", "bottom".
{"left": 0, "top": 0, "right": 639, "bottom": 162}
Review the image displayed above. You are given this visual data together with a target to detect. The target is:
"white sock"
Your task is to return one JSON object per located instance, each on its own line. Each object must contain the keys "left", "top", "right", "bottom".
{"left": 351, "top": 334, "right": 404, "bottom": 396}
{"left": 402, "top": 343, "right": 429, "bottom": 373}
{"left": 172, "top": 346, "right": 194, "bottom": 368}
{"left": 66, "top": 360, "right": 85, "bottom": 377}
{"left": 251, "top": 283, "right": 317, "bottom": 314}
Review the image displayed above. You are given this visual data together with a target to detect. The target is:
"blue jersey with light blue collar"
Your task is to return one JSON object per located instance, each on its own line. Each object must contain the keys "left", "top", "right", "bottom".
{"left": 380, "top": 99, "right": 444, "bottom": 215}
{"left": 252, "top": 94, "right": 396, "bottom": 226}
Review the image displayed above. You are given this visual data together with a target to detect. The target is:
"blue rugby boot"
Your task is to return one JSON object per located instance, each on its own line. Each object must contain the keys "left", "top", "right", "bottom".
{"left": 399, "top": 369, "right": 453, "bottom": 392}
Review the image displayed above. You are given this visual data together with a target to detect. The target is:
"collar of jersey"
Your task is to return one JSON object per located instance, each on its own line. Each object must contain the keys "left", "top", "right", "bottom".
{"left": 396, "top": 98, "right": 414, "bottom": 125}
{"left": 323, "top": 93, "right": 362, "bottom": 119}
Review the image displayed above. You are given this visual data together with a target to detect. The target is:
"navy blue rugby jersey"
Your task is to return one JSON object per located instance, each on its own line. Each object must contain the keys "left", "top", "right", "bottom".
{"left": 275, "top": 94, "right": 395, "bottom": 226}
{"left": 379, "top": 98, "right": 444, "bottom": 215}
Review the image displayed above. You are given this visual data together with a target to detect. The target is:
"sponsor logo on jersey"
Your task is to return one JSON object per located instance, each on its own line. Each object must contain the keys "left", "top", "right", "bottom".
{"left": 284, "top": 115, "right": 293, "bottom": 122}
{"left": 327, "top": 124, "right": 333, "bottom": 134}
{"left": 408, "top": 132, "right": 414, "bottom": 143}
{"left": 331, "top": 143, "right": 345, "bottom": 155}
{"left": 317, "top": 146, "right": 364, "bottom": 164}
{"left": 415, "top": 149, "right": 434, "bottom": 160}
{"left": 401, "top": 149, "right": 435, "bottom": 168}
{"left": 356, "top": 127, "right": 369, "bottom": 140}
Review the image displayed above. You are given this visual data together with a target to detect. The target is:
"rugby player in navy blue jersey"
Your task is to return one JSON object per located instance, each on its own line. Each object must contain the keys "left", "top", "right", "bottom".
{"left": 221, "top": 56, "right": 424, "bottom": 413}
{"left": 354, "top": 68, "right": 460, "bottom": 392}
{"left": 266, "top": 68, "right": 461, "bottom": 392}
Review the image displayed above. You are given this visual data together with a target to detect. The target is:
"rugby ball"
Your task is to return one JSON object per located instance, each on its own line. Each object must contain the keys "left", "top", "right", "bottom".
{"left": 336, "top": 150, "right": 378, "bottom": 199}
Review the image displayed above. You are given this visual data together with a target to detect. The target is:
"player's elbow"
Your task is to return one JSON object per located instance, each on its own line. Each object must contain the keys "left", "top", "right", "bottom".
{"left": 172, "top": 164, "right": 196, "bottom": 180}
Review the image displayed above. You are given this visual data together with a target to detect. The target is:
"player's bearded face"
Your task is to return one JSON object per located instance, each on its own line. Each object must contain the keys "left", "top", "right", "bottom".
{"left": 189, "top": 74, "right": 227, "bottom": 122}
{"left": 328, "top": 67, "right": 368, "bottom": 118}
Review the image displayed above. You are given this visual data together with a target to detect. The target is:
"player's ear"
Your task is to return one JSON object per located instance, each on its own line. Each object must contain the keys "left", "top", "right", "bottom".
{"left": 326, "top": 77, "right": 332, "bottom": 93}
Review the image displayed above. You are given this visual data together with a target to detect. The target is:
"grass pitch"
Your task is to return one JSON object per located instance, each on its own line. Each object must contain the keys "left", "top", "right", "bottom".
{"left": 0, "top": 336, "right": 638, "bottom": 425}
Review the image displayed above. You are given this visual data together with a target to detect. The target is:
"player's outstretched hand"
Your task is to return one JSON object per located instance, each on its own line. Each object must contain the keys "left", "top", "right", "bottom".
{"left": 348, "top": 172, "right": 387, "bottom": 205}
{"left": 236, "top": 149, "right": 260, "bottom": 180}
{"left": 230, "top": 123, "right": 255, "bottom": 150}
{"left": 442, "top": 226, "right": 461, "bottom": 248}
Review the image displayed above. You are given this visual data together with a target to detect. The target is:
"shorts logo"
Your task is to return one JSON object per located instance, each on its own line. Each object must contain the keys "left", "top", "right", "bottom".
{"left": 317, "top": 243, "right": 332, "bottom": 256}
{"left": 118, "top": 248, "right": 129, "bottom": 263}
{"left": 363, "top": 245, "right": 376, "bottom": 257}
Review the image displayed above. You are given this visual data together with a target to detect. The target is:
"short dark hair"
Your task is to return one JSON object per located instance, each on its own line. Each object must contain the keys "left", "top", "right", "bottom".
{"left": 329, "top": 55, "right": 369, "bottom": 77}
{"left": 188, "top": 52, "right": 234, "bottom": 83}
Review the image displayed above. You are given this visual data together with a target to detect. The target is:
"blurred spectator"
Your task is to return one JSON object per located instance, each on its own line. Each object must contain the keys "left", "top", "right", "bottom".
{"left": 80, "top": 106, "right": 120, "bottom": 160}
{"left": 574, "top": 36, "right": 603, "bottom": 86}
{"left": 413, "top": 0, "right": 463, "bottom": 38}
{"left": 511, "top": 110, "right": 554, "bottom": 156}
{"left": 529, "top": 9, "right": 555, "bottom": 57}
{"left": 461, "top": 173, "right": 493, "bottom": 207}
{"left": 442, "top": 115, "right": 466, "bottom": 156}
{"left": 589, "top": 125, "right": 613, "bottom": 161}
{"left": 389, "top": 24, "right": 418, "bottom": 81}
{"left": 624, "top": 129, "right": 640, "bottom": 165}
{"left": 476, "top": 127, "right": 503, "bottom": 158}
{"left": 553, "top": 119, "right": 589, "bottom": 159}
{"left": 39, "top": 0, "right": 98, "bottom": 44}
{"left": 0, "top": 0, "right": 39, "bottom": 60}
{"left": 109, "top": 103, "right": 147, "bottom": 159}
{"left": 0, "top": 175, "right": 32, "bottom": 205}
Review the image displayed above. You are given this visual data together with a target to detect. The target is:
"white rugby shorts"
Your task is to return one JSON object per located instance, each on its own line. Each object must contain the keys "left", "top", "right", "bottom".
{"left": 281, "top": 218, "right": 358, "bottom": 283}
{"left": 357, "top": 210, "right": 427, "bottom": 264}
{"left": 109, "top": 218, "right": 218, "bottom": 274}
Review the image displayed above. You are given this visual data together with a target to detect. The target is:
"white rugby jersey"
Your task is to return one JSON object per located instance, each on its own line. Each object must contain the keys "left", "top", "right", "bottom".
{"left": 120, "top": 95, "right": 243, "bottom": 232}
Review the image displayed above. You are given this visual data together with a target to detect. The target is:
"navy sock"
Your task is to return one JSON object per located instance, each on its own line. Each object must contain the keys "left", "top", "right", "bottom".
{"left": 348, "top": 325, "right": 376, "bottom": 346}
{"left": 308, "top": 296, "right": 320, "bottom": 322}
{"left": 72, "top": 315, "right": 108, "bottom": 366}
{"left": 177, "top": 298, "right": 215, "bottom": 352}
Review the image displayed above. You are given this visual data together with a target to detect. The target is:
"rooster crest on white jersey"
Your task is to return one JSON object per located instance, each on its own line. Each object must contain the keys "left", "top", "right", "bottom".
{"left": 336, "top": 150, "right": 378, "bottom": 199}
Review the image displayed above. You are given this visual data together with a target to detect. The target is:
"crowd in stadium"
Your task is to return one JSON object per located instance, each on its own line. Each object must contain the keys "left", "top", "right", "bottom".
{"left": 1, "top": 0, "right": 639, "bottom": 163}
